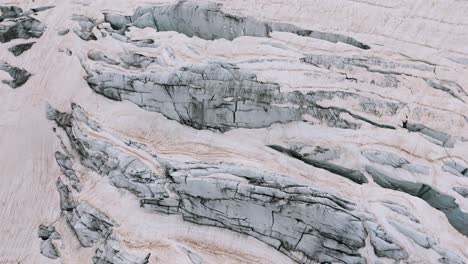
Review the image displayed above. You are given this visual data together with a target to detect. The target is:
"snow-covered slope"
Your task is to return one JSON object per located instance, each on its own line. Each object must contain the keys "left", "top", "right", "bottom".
{"left": 0, "top": 1, "right": 467, "bottom": 263}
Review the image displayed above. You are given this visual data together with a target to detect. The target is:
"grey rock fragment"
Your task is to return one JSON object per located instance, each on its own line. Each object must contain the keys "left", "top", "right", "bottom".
{"left": 0, "top": 16, "right": 46, "bottom": 43}
{"left": 270, "top": 145, "right": 368, "bottom": 184}
{"left": 72, "top": 15, "right": 97, "bottom": 41}
{"left": 366, "top": 166, "right": 468, "bottom": 237}
{"left": 38, "top": 225, "right": 61, "bottom": 259}
{"left": 58, "top": 29, "right": 70, "bottom": 36}
{"left": 46, "top": 104, "right": 72, "bottom": 128}
{"left": 0, "top": 6, "right": 23, "bottom": 22}
{"left": 56, "top": 178, "right": 75, "bottom": 211}
{"left": 179, "top": 247, "right": 205, "bottom": 264}
{"left": 0, "top": 62, "right": 31, "bottom": 88}
{"left": 8, "top": 42, "right": 34, "bottom": 56}
{"left": 453, "top": 187, "right": 468, "bottom": 198}
{"left": 104, "top": 1, "right": 370, "bottom": 49}
{"left": 93, "top": 238, "right": 150, "bottom": 264}
{"left": 59, "top": 48, "right": 72, "bottom": 56}
{"left": 38, "top": 225, "right": 60, "bottom": 240}
{"left": 366, "top": 221, "right": 408, "bottom": 261}
{"left": 40, "top": 239, "right": 60, "bottom": 259}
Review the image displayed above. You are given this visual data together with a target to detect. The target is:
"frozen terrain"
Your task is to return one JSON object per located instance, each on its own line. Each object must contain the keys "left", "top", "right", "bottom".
{"left": 0, "top": 0, "right": 467, "bottom": 263}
